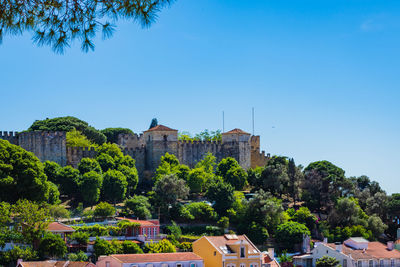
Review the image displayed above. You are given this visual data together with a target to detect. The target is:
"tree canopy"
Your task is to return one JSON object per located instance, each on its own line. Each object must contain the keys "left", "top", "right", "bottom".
{"left": 0, "top": 0, "right": 173, "bottom": 53}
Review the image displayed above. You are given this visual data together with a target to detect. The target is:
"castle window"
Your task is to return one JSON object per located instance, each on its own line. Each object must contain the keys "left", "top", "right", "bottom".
{"left": 163, "top": 135, "right": 168, "bottom": 142}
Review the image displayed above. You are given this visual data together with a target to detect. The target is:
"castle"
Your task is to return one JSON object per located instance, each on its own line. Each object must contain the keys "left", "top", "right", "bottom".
{"left": 0, "top": 125, "right": 270, "bottom": 178}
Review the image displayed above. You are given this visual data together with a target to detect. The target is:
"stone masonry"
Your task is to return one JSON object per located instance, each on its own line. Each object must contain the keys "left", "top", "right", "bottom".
{"left": 0, "top": 125, "right": 270, "bottom": 178}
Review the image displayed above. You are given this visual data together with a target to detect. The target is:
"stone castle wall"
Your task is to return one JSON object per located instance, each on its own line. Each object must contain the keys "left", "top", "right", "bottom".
{"left": 0, "top": 129, "right": 269, "bottom": 178}
{"left": 177, "top": 140, "right": 224, "bottom": 168}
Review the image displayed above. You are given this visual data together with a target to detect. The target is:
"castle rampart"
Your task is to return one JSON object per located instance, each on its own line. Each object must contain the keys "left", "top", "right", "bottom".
{"left": 0, "top": 125, "right": 269, "bottom": 180}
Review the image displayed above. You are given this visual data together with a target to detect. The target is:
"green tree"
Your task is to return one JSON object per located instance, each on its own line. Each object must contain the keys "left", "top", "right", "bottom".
{"left": 187, "top": 167, "right": 210, "bottom": 193}
{"left": 94, "top": 202, "right": 115, "bottom": 218}
{"left": 43, "top": 161, "right": 61, "bottom": 185}
{"left": 118, "top": 165, "right": 139, "bottom": 196}
{"left": 38, "top": 233, "right": 67, "bottom": 259}
{"left": 244, "top": 190, "right": 286, "bottom": 232}
{"left": 260, "top": 156, "right": 289, "bottom": 197}
{"left": 0, "top": 140, "right": 50, "bottom": 202}
{"left": 69, "top": 231, "right": 90, "bottom": 245}
{"left": 367, "top": 215, "right": 387, "bottom": 240}
{"left": 302, "top": 161, "right": 346, "bottom": 213}
{"left": 96, "top": 154, "right": 116, "bottom": 172}
{"left": 78, "top": 158, "right": 102, "bottom": 174}
{"left": 0, "top": 202, "right": 11, "bottom": 226}
{"left": 216, "top": 157, "right": 240, "bottom": 178}
{"left": 365, "top": 192, "right": 388, "bottom": 218}
{"left": 275, "top": 221, "right": 311, "bottom": 249}
{"left": 96, "top": 143, "right": 124, "bottom": 160}
{"left": 291, "top": 207, "right": 317, "bottom": 231}
{"left": 101, "top": 128, "right": 134, "bottom": 144}
{"left": 67, "top": 129, "right": 98, "bottom": 148}
{"left": 121, "top": 240, "right": 143, "bottom": 254}
{"left": 0, "top": 246, "right": 38, "bottom": 266}
{"left": 47, "top": 181, "right": 61, "bottom": 205}
{"left": 328, "top": 198, "right": 368, "bottom": 228}
{"left": 58, "top": 166, "right": 81, "bottom": 199}
{"left": 180, "top": 202, "right": 217, "bottom": 222}
{"left": 288, "top": 158, "right": 303, "bottom": 204}
{"left": 144, "top": 239, "right": 176, "bottom": 253}
{"left": 124, "top": 195, "right": 152, "bottom": 219}
{"left": 166, "top": 221, "right": 182, "bottom": 240}
{"left": 28, "top": 116, "right": 106, "bottom": 144}
{"left": 80, "top": 171, "right": 103, "bottom": 206}
{"left": 153, "top": 174, "right": 189, "bottom": 206}
{"left": 205, "top": 178, "right": 235, "bottom": 216}
{"left": 68, "top": 250, "right": 88, "bottom": 262}
{"left": 217, "top": 216, "right": 229, "bottom": 230}
{"left": 12, "top": 199, "right": 51, "bottom": 245}
{"left": 225, "top": 166, "right": 247, "bottom": 190}
{"left": 154, "top": 153, "right": 181, "bottom": 181}
{"left": 149, "top": 118, "right": 159, "bottom": 129}
{"left": 247, "top": 167, "right": 262, "bottom": 188}
{"left": 244, "top": 222, "right": 269, "bottom": 245}
{"left": 316, "top": 256, "right": 341, "bottom": 267}
{"left": 195, "top": 152, "right": 216, "bottom": 174}
{"left": 278, "top": 251, "right": 293, "bottom": 264}
{"left": 93, "top": 238, "right": 115, "bottom": 259}
{"left": 102, "top": 170, "right": 128, "bottom": 204}
{"left": 48, "top": 205, "right": 70, "bottom": 219}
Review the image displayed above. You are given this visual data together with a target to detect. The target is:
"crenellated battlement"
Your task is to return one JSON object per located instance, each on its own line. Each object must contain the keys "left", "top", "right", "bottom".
{"left": 0, "top": 131, "right": 18, "bottom": 137}
{"left": 1, "top": 125, "right": 268, "bottom": 179}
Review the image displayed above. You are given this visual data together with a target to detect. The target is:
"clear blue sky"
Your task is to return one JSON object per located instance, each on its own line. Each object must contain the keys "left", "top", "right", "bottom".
{"left": 1, "top": 0, "right": 399, "bottom": 193}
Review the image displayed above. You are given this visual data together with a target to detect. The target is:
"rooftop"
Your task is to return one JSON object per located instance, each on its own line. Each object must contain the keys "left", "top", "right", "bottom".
{"left": 110, "top": 252, "right": 202, "bottom": 263}
{"left": 18, "top": 261, "right": 92, "bottom": 267}
{"left": 325, "top": 242, "right": 400, "bottom": 260}
{"left": 47, "top": 222, "right": 75, "bottom": 232}
{"left": 115, "top": 217, "right": 159, "bottom": 226}
{"left": 222, "top": 128, "right": 251, "bottom": 135}
{"left": 200, "top": 235, "right": 260, "bottom": 255}
{"left": 144, "top": 125, "right": 178, "bottom": 133}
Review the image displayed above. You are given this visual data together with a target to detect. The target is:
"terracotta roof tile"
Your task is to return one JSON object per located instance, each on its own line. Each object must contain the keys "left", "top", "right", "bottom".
{"left": 325, "top": 242, "right": 400, "bottom": 260}
{"left": 222, "top": 128, "right": 250, "bottom": 135}
{"left": 111, "top": 252, "right": 202, "bottom": 263}
{"left": 19, "top": 261, "right": 92, "bottom": 267}
{"left": 116, "top": 217, "right": 159, "bottom": 226}
{"left": 144, "top": 125, "right": 177, "bottom": 133}
{"left": 203, "top": 235, "right": 260, "bottom": 254}
{"left": 47, "top": 222, "right": 75, "bottom": 232}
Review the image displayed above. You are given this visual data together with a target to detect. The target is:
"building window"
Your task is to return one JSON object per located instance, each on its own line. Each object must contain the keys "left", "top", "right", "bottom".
{"left": 369, "top": 260, "right": 373, "bottom": 267}
{"left": 147, "top": 264, "right": 153, "bottom": 267}
{"left": 240, "top": 247, "right": 245, "bottom": 258}
{"left": 380, "top": 260, "right": 384, "bottom": 267}
{"left": 176, "top": 264, "right": 182, "bottom": 267}
{"left": 343, "top": 259, "right": 347, "bottom": 267}
{"left": 154, "top": 228, "right": 157, "bottom": 236}
{"left": 190, "top": 263, "right": 196, "bottom": 267}
{"left": 161, "top": 264, "right": 168, "bottom": 267}
{"left": 392, "top": 259, "right": 395, "bottom": 267}
{"left": 214, "top": 251, "right": 216, "bottom": 256}
{"left": 359, "top": 261, "right": 363, "bottom": 267}
{"left": 106, "top": 262, "right": 110, "bottom": 267}
{"left": 164, "top": 135, "right": 168, "bottom": 142}
{"left": 306, "top": 259, "right": 312, "bottom": 267}
{"left": 240, "top": 264, "right": 245, "bottom": 267}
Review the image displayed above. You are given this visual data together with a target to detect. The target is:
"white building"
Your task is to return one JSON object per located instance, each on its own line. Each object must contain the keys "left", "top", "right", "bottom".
{"left": 293, "top": 237, "right": 400, "bottom": 267}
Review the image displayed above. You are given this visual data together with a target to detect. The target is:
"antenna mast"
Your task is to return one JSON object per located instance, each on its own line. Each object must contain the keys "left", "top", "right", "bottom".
{"left": 222, "top": 111, "right": 225, "bottom": 133}
{"left": 252, "top": 107, "right": 255, "bottom": 135}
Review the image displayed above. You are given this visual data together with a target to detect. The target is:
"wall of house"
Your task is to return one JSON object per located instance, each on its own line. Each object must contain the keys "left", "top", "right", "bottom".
{"left": 193, "top": 237, "right": 223, "bottom": 267}
{"left": 97, "top": 256, "right": 123, "bottom": 267}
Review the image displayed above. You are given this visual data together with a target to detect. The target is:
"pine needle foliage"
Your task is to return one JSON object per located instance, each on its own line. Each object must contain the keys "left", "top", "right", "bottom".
{"left": 0, "top": 0, "right": 174, "bottom": 53}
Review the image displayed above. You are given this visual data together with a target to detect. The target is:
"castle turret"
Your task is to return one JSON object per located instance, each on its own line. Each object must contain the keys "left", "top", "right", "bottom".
{"left": 143, "top": 125, "right": 178, "bottom": 172}
{"left": 222, "top": 128, "right": 251, "bottom": 169}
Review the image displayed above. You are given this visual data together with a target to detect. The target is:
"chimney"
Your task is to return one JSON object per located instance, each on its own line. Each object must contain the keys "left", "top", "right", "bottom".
{"left": 323, "top": 238, "right": 328, "bottom": 244}
{"left": 268, "top": 248, "right": 275, "bottom": 260}
{"left": 335, "top": 242, "right": 343, "bottom": 253}
{"left": 387, "top": 241, "right": 394, "bottom": 251}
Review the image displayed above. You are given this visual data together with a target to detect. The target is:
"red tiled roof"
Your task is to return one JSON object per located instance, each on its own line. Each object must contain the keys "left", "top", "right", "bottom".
{"left": 202, "top": 235, "right": 260, "bottom": 254}
{"left": 111, "top": 252, "right": 202, "bottom": 263}
{"left": 18, "top": 261, "right": 93, "bottom": 267}
{"left": 222, "top": 128, "right": 250, "bottom": 135}
{"left": 326, "top": 242, "right": 400, "bottom": 260}
{"left": 144, "top": 125, "right": 178, "bottom": 133}
{"left": 47, "top": 222, "right": 75, "bottom": 232}
{"left": 116, "top": 217, "right": 159, "bottom": 226}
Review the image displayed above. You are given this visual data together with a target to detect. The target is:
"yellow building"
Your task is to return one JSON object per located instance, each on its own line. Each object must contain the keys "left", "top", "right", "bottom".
{"left": 193, "top": 234, "right": 263, "bottom": 267}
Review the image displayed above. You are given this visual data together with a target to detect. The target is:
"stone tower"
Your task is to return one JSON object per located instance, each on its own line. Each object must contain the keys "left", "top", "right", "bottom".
{"left": 143, "top": 125, "right": 179, "bottom": 172}
{"left": 221, "top": 128, "right": 251, "bottom": 169}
